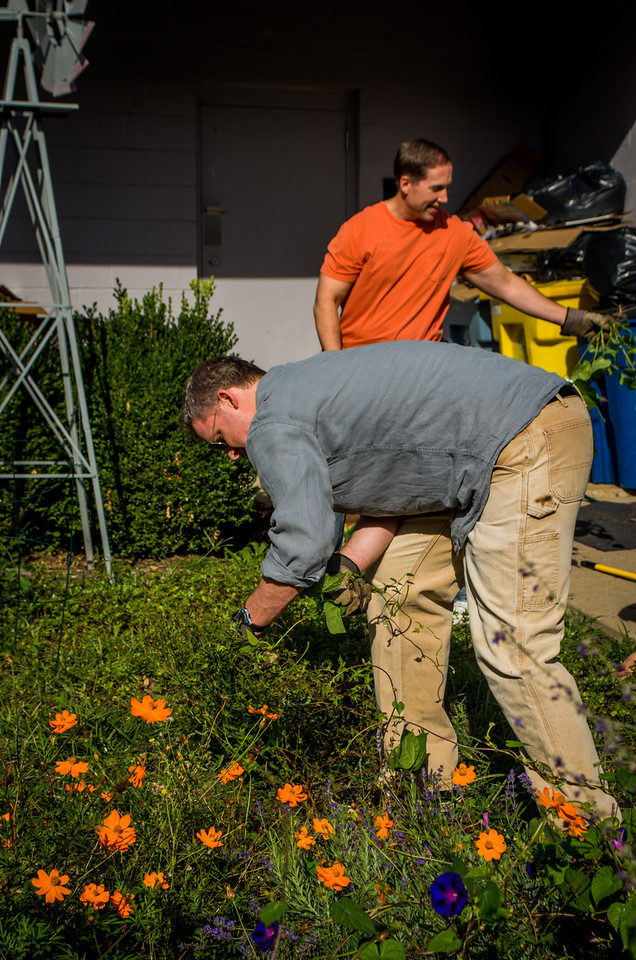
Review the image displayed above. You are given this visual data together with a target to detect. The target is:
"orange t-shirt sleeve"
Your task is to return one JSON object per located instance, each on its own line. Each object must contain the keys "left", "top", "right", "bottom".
{"left": 321, "top": 212, "right": 367, "bottom": 282}
{"left": 458, "top": 224, "right": 498, "bottom": 274}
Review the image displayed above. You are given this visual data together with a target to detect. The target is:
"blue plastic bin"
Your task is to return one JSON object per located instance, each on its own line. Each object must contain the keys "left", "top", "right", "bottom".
{"left": 588, "top": 379, "right": 618, "bottom": 484}
{"left": 604, "top": 317, "right": 636, "bottom": 488}
{"left": 443, "top": 296, "right": 496, "bottom": 350}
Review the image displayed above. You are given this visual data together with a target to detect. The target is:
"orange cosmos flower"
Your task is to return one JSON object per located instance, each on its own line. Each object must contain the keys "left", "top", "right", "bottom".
{"left": 317, "top": 860, "right": 351, "bottom": 891}
{"left": 248, "top": 704, "right": 278, "bottom": 720}
{"left": 295, "top": 827, "right": 316, "bottom": 850}
{"left": 276, "top": 783, "right": 307, "bottom": 806}
{"left": 313, "top": 817, "right": 334, "bottom": 840}
{"left": 374, "top": 813, "right": 393, "bottom": 839}
{"left": 110, "top": 890, "right": 134, "bottom": 918}
{"left": 197, "top": 827, "right": 223, "bottom": 849}
{"left": 101, "top": 790, "right": 114, "bottom": 803}
{"left": 217, "top": 762, "right": 244, "bottom": 784}
{"left": 96, "top": 810, "right": 136, "bottom": 852}
{"left": 476, "top": 829, "right": 506, "bottom": 861}
{"left": 49, "top": 710, "right": 77, "bottom": 734}
{"left": 31, "top": 868, "right": 71, "bottom": 904}
{"left": 128, "top": 758, "right": 146, "bottom": 788}
{"left": 55, "top": 756, "right": 89, "bottom": 778}
{"left": 144, "top": 871, "right": 169, "bottom": 890}
{"left": 80, "top": 883, "right": 110, "bottom": 909}
{"left": 452, "top": 763, "right": 476, "bottom": 786}
{"left": 64, "top": 779, "right": 96, "bottom": 793}
{"left": 130, "top": 695, "right": 172, "bottom": 723}
{"left": 537, "top": 787, "right": 566, "bottom": 809}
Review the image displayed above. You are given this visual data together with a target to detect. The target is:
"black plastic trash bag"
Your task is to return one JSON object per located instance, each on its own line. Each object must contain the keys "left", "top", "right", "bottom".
{"left": 534, "top": 233, "right": 590, "bottom": 282}
{"left": 532, "top": 162, "right": 625, "bottom": 224}
{"left": 583, "top": 228, "right": 636, "bottom": 306}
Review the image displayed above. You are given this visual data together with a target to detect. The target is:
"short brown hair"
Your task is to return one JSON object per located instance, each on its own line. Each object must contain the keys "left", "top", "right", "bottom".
{"left": 394, "top": 139, "right": 451, "bottom": 182}
{"left": 180, "top": 355, "right": 266, "bottom": 437}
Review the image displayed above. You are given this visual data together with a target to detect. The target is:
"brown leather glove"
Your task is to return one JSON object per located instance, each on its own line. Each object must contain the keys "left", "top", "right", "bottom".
{"left": 560, "top": 308, "right": 608, "bottom": 343}
{"left": 325, "top": 554, "right": 372, "bottom": 615}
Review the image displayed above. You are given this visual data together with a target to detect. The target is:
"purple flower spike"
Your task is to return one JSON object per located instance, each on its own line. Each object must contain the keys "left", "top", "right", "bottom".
{"left": 251, "top": 921, "right": 279, "bottom": 951}
{"left": 430, "top": 871, "right": 468, "bottom": 918}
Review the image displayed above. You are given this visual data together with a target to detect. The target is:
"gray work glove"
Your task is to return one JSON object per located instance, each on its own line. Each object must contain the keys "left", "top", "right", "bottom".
{"left": 560, "top": 308, "right": 609, "bottom": 343}
{"left": 325, "top": 553, "right": 372, "bottom": 615}
{"left": 231, "top": 606, "right": 269, "bottom": 639}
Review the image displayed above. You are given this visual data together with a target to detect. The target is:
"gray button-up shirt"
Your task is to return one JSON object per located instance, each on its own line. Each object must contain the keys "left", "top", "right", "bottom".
{"left": 246, "top": 341, "right": 565, "bottom": 588}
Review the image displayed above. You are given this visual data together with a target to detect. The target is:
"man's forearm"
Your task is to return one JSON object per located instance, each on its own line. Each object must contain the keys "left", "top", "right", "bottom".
{"left": 467, "top": 265, "right": 567, "bottom": 326}
{"left": 314, "top": 300, "right": 343, "bottom": 350}
{"left": 244, "top": 577, "right": 303, "bottom": 628}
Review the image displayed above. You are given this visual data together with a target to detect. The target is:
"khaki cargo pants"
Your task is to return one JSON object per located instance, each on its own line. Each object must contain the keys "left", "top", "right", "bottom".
{"left": 367, "top": 391, "right": 617, "bottom": 819}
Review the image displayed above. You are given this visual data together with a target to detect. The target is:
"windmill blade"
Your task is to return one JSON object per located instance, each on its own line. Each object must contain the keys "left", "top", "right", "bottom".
{"left": 25, "top": 1, "right": 94, "bottom": 97}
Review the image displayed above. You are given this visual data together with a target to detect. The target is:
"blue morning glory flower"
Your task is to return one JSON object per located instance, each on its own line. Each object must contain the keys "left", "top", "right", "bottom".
{"left": 251, "top": 921, "right": 279, "bottom": 951}
{"left": 430, "top": 871, "right": 468, "bottom": 917}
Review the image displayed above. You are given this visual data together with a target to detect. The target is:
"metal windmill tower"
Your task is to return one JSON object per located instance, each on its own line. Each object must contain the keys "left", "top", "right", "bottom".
{"left": 0, "top": 0, "right": 112, "bottom": 575}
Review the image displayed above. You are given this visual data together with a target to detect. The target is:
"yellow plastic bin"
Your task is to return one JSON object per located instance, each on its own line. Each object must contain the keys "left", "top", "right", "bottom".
{"left": 490, "top": 279, "right": 599, "bottom": 377}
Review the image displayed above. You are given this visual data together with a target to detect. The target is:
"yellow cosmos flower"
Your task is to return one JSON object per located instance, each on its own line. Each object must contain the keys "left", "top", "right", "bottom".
{"left": 130, "top": 695, "right": 172, "bottom": 723}
{"left": 55, "top": 756, "right": 89, "bottom": 778}
{"left": 476, "top": 828, "right": 506, "bottom": 861}
{"left": 32, "top": 868, "right": 71, "bottom": 904}
{"left": 144, "top": 870, "right": 170, "bottom": 889}
{"left": 276, "top": 783, "right": 307, "bottom": 807}
{"left": 374, "top": 812, "right": 393, "bottom": 839}
{"left": 49, "top": 710, "right": 77, "bottom": 734}
{"left": 64, "top": 779, "right": 96, "bottom": 793}
{"left": 537, "top": 787, "right": 566, "bottom": 809}
{"left": 317, "top": 860, "right": 351, "bottom": 891}
{"left": 80, "top": 883, "right": 110, "bottom": 909}
{"left": 128, "top": 758, "right": 146, "bottom": 788}
{"left": 248, "top": 704, "right": 279, "bottom": 720}
{"left": 217, "top": 762, "right": 244, "bottom": 784}
{"left": 197, "top": 827, "right": 223, "bottom": 849}
{"left": 96, "top": 810, "right": 136, "bottom": 852}
{"left": 313, "top": 817, "right": 334, "bottom": 840}
{"left": 295, "top": 826, "right": 316, "bottom": 850}
{"left": 110, "top": 889, "right": 134, "bottom": 918}
{"left": 452, "top": 763, "right": 476, "bottom": 786}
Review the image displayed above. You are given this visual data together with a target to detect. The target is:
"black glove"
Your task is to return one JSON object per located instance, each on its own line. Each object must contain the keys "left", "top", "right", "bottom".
{"left": 561, "top": 308, "right": 608, "bottom": 343}
{"left": 231, "top": 607, "right": 269, "bottom": 639}
{"left": 325, "top": 553, "right": 372, "bottom": 615}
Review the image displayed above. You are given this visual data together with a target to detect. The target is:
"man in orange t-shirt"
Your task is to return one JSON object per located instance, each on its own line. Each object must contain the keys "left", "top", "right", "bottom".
{"left": 312, "top": 140, "right": 608, "bottom": 783}
{"left": 314, "top": 139, "right": 603, "bottom": 350}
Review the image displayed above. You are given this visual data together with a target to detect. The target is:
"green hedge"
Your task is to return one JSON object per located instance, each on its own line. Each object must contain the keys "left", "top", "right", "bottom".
{"left": 0, "top": 280, "right": 257, "bottom": 558}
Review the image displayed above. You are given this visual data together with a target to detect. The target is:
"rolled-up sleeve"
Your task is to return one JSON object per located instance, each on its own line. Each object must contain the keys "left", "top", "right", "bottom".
{"left": 247, "top": 421, "right": 337, "bottom": 588}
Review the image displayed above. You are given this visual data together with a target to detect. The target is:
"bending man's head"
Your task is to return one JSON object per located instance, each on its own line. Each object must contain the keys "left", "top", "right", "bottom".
{"left": 393, "top": 139, "right": 451, "bottom": 183}
{"left": 180, "top": 356, "right": 266, "bottom": 438}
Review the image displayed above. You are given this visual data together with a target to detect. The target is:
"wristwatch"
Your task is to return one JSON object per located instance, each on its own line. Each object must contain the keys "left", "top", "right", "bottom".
{"left": 231, "top": 606, "right": 269, "bottom": 638}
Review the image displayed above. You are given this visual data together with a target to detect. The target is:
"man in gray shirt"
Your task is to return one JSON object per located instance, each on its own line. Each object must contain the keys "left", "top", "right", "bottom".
{"left": 181, "top": 340, "right": 617, "bottom": 821}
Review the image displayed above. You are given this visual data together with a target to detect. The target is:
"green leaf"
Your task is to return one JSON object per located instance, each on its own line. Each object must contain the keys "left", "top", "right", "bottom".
{"left": 330, "top": 897, "right": 375, "bottom": 935}
{"left": 591, "top": 865, "right": 624, "bottom": 906}
{"left": 608, "top": 900, "right": 623, "bottom": 931}
{"left": 427, "top": 929, "right": 462, "bottom": 953}
{"left": 564, "top": 867, "right": 592, "bottom": 911}
{"left": 478, "top": 881, "right": 501, "bottom": 921}
{"left": 504, "top": 740, "right": 527, "bottom": 749}
{"left": 388, "top": 728, "right": 428, "bottom": 771}
{"left": 323, "top": 600, "right": 346, "bottom": 634}
{"left": 378, "top": 941, "right": 406, "bottom": 959}
{"left": 259, "top": 901, "right": 287, "bottom": 925}
{"left": 615, "top": 765, "right": 636, "bottom": 797}
{"left": 322, "top": 572, "right": 346, "bottom": 593}
{"left": 357, "top": 945, "right": 381, "bottom": 960}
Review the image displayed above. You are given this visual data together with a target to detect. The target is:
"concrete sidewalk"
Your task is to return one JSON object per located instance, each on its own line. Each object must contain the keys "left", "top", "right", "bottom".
{"left": 569, "top": 483, "right": 636, "bottom": 646}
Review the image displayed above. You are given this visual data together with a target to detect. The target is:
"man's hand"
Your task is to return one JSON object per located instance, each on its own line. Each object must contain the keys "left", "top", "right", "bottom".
{"left": 231, "top": 607, "right": 269, "bottom": 640}
{"left": 325, "top": 554, "right": 371, "bottom": 615}
{"left": 561, "top": 308, "right": 609, "bottom": 343}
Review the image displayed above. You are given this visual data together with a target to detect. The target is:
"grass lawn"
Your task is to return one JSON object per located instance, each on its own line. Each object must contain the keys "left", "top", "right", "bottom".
{"left": 0, "top": 546, "right": 634, "bottom": 959}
